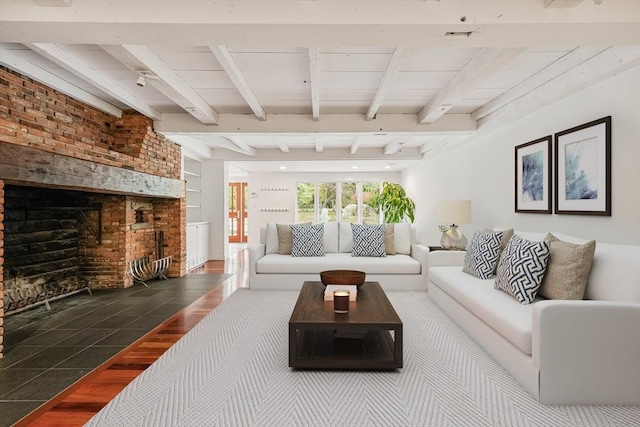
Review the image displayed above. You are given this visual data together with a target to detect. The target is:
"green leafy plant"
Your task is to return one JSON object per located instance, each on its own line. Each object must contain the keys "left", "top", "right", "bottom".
{"left": 371, "top": 182, "right": 416, "bottom": 223}
{"left": 438, "top": 225, "right": 450, "bottom": 234}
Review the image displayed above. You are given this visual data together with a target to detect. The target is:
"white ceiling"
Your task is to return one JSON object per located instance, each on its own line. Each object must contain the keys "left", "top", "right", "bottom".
{"left": 1, "top": 0, "right": 639, "bottom": 173}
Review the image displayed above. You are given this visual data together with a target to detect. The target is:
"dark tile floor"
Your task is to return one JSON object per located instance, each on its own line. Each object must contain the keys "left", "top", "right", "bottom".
{"left": 0, "top": 273, "right": 232, "bottom": 427}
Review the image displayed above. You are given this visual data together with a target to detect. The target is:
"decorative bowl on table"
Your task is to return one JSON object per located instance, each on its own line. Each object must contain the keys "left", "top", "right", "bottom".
{"left": 320, "top": 270, "right": 366, "bottom": 287}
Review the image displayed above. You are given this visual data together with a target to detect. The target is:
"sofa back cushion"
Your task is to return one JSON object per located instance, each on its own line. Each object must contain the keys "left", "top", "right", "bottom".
{"left": 338, "top": 222, "right": 354, "bottom": 253}
{"left": 552, "top": 233, "right": 640, "bottom": 303}
{"left": 394, "top": 223, "right": 412, "bottom": 255}
{"left": 322, "top": 222, "right": 339, "bottom": 253}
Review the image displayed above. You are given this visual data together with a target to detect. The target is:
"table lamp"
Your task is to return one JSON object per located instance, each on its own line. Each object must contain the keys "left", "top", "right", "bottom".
{"left": 437, "top": 200, "right": 472, "bottom": 250}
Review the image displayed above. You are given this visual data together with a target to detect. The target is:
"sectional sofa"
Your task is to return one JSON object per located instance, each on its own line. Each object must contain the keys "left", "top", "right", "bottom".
{"left": 428, "top": 230, "right": 640, "bottom": 405}
{"left": 249, "top": 222, "right": 429, "bottom": 290}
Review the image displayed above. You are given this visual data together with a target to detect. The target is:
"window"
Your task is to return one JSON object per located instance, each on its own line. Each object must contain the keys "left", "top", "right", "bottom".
{"left": 296, "top": 181, "right": 381, "bottom": 224}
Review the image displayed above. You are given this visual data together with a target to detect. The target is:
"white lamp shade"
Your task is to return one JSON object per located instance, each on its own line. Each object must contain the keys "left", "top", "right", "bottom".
{"left": 437, "top": 200, "right": 472, "bottom": 225}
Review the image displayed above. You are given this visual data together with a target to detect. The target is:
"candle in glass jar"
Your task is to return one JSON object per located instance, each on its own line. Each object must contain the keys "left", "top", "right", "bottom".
{"left": 333, "top": 290, "right": 350, "bottom": 313}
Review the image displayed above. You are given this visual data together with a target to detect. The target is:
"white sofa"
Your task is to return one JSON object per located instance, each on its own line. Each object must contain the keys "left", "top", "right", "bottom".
{"left": 428, "top": 231, "right": 640, "bottom": 405}
{"left": 249, "top": 222, "right": 429, "bottom": 290}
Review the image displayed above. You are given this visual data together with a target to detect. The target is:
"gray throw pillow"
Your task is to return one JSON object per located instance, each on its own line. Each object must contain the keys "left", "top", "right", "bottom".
{"left": 538, "top": 233, "right": 596, "bottom": 300}
{"left": 384, "top": 224, "right": 396, "bottom": 255}
{"left": 276, "top": 223, "right": 294, "bottom": 255}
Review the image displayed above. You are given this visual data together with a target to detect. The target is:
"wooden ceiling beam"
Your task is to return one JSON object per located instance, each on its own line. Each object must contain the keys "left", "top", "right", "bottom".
{"left": 210, "top": 46, "right": 266, "bottom": 121}
{"left": 308, "top": 47, "right": 320, "bottom": 122}
{"left": 28, "top": 43, "right": 162, "bottom": 120}
{"left": 366, "top": 47, "right": 404, "bottom": 121}
{"left": 121, "top": 44, "right": 218, "bottom": 125}
{"left": 224, "top": 135, "right": 257, "bottom": 156}
{"left": 418, "top": 47, "right": 523, "bottom": 124}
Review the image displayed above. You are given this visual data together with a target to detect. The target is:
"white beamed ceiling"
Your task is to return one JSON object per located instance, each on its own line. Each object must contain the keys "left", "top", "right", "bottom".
{"left": 1, "top": 0, "right": 639, "bottom": 173}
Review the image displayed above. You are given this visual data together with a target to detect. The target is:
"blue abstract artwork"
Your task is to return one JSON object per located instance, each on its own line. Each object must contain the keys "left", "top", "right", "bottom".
{"left": 522, "top": 151, "right": 544, "bottom": 201}
{"left": 565, "top": 139, "right": 598, "bottom": 200}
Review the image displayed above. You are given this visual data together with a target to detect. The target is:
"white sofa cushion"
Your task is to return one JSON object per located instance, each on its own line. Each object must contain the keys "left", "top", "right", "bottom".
{"left": 338, "top": 222, "right": 354, "bottom": 253}
{"left": 517, "top": 231, "right": 640, "bottom": 303}
{"left": 430, "top": 266, "right": 539, "bottom": 355}
{"left": 265, "top": 223, "right": 279, "bottom": 254}
{"left": 323, "top": 222, "right": 339, "bottom": 253}
{"left": 256, "top": 252, "right": 421, "bottom": 275}
{"left": 394, "top": 222, "right": 412, "bottom": 255}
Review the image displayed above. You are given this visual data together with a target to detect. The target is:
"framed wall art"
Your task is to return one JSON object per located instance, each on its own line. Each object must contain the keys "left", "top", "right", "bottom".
{"left": 555, "top": 116, "right": 611, "bottom": 216}
{"left": 515, "top": 136, "right": 552, "bottom": 214}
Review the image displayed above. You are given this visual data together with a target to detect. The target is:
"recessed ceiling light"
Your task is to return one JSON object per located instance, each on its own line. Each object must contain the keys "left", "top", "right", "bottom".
{"left": 385, "top": 164, "right": 391, "bottom": 169}
{"left": 279, "top": 166, "right": 286, "bottom": 170}
{"left": 352, "top": 166, "right": 358, "bottom": 169}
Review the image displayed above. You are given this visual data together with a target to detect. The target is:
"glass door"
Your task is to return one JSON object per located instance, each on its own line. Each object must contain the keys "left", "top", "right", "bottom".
{"left": 228, "top": 182, "right": 248, "bottom": 243}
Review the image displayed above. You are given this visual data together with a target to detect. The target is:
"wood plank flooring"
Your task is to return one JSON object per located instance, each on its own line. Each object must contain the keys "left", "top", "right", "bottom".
{"left": 15, "top": 255, "right": 246, "bottom": 427}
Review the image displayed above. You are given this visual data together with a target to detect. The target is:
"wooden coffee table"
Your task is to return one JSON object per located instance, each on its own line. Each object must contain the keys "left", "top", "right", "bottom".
{"left": 289, "top": 281, "right": 403, "bottom": 370}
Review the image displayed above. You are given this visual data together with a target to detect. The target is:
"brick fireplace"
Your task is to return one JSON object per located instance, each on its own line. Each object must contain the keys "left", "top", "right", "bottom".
{"left": 0, "top": 66, "right": 188, "bottom": 358}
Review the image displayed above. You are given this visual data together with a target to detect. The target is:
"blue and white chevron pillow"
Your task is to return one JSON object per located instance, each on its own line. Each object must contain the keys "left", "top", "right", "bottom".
{"left": 463, "top": 231, "right": 504, "bottom": 279}
{"left": 351, "top": 223, "right": 386, "bottom": 257}
{"left": 291, "top": 224, "right": 325, "bottom": 257}
{"left": 495, "top": 235, "right": 550, "bottom": 304}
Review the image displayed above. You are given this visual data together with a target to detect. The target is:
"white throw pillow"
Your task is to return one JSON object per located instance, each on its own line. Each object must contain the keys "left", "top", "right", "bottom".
{"left": 265, "top": 223, "right": 279, "bottom": 254}
{"left": 322, "top": 222, "right": 339, "bottom": 253}
{"left": 338, "top": 222, "right": 354, "bottom": 253}
{"left": 394, "top": 222, "right": 411, "bottom": 255}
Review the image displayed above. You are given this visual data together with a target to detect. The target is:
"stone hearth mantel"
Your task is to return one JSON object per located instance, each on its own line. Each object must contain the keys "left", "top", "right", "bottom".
{"left": 0, "top": 142, "right": 185, "bottom": 199}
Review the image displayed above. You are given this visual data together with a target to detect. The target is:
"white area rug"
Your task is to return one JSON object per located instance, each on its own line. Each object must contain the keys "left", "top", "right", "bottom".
{"left": 86, "top": 290, "right": 639, "bottom": 426}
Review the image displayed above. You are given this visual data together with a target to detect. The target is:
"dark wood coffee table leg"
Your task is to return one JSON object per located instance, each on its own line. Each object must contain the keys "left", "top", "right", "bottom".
{"left": 289, "top": 324, "right": 297, "bottom": 366}
{"left": 394, "top": 324, "right": 403, "bottom": 368}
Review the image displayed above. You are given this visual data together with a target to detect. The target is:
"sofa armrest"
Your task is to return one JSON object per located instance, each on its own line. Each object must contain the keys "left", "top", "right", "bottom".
{"left": 248, "top": 244, "right": 266, "bottom": 276}
{"left": 532, "top": 300, "right": 640, "bottom": 405}
{"left": 411, "top": 244, "right": 429, "bottom": 276}
{"left": 428, "top": 250, "right": 466, "bottom": 268}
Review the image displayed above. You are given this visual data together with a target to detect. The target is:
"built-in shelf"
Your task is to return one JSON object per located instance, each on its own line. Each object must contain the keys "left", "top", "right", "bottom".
{"left": 183, "top": 156, "right": 203, "bottom": 223}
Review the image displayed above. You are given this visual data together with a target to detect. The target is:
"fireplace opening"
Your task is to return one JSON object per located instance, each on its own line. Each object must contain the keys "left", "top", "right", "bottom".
{"left": 2, "top": 184, "right": 180, "bottom": 317}
{"left": 2, "top": 185, "right": 99, "bottom": 315}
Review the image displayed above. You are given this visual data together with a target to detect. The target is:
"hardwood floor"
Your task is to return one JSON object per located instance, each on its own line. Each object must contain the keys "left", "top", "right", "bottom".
{"left": 15, "top": 253, "right": 248, "bottom": 427}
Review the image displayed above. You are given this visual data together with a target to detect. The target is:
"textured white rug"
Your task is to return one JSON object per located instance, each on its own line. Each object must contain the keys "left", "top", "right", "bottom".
{"left": 86, "top": 290, "right": 639, "bottom": 426}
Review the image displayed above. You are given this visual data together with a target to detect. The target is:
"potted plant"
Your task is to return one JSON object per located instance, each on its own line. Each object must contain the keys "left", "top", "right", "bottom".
{"left": 371, "top": 182, "right": 416, "bottom": 223}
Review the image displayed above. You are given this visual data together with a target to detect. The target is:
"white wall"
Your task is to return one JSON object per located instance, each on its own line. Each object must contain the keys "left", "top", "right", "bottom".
{"left": 202, "top": 159, "right": 228, "bottom": 260}
{"left": 403, "top": 65, "right": 640, "bottom": 246}
{"left": 247, "top": 171, "right": 400, "bottom": 243}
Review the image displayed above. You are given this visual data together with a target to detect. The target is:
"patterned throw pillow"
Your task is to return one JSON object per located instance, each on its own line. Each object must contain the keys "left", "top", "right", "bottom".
{"left": 462, "top": 231, "right": 504, "bottom": 279}
{"left": 291, "top": 224, "right": 325, "bottom": 257}
{"left": 495, "top": 235, "right": 550, "bottom": 304}
{"left": 351, "top": 224, "right": 386, "bottom": 257}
